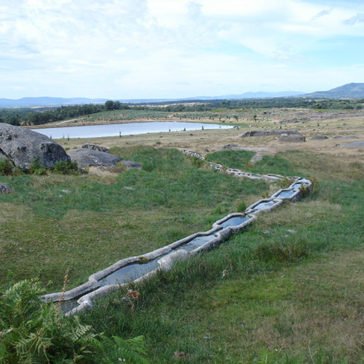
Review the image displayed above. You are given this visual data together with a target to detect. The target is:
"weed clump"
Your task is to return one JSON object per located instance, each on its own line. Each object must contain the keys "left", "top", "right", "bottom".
{"left": 236, "top": 201, "right": 247, "bottom": 212}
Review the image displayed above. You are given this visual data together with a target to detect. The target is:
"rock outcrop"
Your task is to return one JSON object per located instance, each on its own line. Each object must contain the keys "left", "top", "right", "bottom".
{"left": 0, "top": 123, "right": 70, "bottom": 170}
{"left": 68, "top": 148, "right": 121, "bottom": 169}
{"left": 241, "top": 129, "right": 306, "bottom": 142}
{"left": 311, "top": 134, "right": 328, "bottom": 140}
{"left": 68, "top": 147, "right": 142, "bottom": 170}
{"left": 0, "top": 184, "right": 11, "bottom": 193}
{"left": 241, "top": 129, "right": 299, "bottom": 137}
{"left": 279, "top": 133, "right": 306, "bottom": 142}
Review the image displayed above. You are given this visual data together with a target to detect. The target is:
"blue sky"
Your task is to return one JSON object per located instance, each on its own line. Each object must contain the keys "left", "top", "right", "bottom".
{"left": 0, "top": 0, "right": 363, "bottom": 98}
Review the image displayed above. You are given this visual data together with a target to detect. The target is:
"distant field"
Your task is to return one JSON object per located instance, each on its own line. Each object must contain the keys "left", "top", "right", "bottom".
{"left": 34, "top": 104, "right": 364, "bottom": 131}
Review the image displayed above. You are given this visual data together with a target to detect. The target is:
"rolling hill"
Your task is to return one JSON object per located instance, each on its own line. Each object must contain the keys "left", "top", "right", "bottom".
{"left": 304, "top": 83, "right": 364, "bottom": 99}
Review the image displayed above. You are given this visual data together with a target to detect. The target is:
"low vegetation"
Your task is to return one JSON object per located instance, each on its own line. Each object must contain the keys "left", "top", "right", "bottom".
{"left": 206, "top": 150, "right": 297, "bottom": 176}
{"left": 80, "top": 149, "right": 364, "bottom": 363}
{"left": 0, "top": 279, "right": 148, "bottom": 363}
{"left": 1, "top": 116, "right": 363, "bottom": 362}
{"left": 0, "top": 147, "right": 267, "bottom": 290}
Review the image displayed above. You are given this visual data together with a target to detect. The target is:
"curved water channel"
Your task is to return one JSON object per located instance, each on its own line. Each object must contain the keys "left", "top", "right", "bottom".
{"left": 42, "top": 151, "right": 312, "bottom": 315}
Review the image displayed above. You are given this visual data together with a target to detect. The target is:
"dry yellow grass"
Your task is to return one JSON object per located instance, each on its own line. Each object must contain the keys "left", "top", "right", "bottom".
{"left": 56, "top": 108, "right": 363, "bottom": 166}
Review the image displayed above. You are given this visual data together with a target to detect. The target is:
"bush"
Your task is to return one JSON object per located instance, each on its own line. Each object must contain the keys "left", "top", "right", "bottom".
{"left": 52, "top": 160, "right": 79, "bottom": 175}
{"left": 0, "top": 159, "right": 13, "bottom": 175}
{"left": 0, "top": 280, "right": 149, "bottom": 363}
{"left": 30, "top": 159, "right": 47, "bottom": 175}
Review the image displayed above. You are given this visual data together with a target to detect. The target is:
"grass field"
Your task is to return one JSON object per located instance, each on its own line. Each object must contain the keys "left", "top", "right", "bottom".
{"left": 0, "top": 147, "right": 268, "bottom": 291}
{"left": 2, "top": 109, "right": 364, "bottom": 362}
{"left": 81, "top": 149, "right": 364, "bottom": 363}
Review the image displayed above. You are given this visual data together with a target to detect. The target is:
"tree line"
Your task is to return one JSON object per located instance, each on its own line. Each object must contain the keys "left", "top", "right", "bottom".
{"left": 0, "top": 101, "right": 129, "bottom": 126}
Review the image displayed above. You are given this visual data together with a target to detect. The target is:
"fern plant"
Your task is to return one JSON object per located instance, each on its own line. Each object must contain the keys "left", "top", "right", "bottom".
{"left": 0, "top": 280, "right": 149, "bottom": 364}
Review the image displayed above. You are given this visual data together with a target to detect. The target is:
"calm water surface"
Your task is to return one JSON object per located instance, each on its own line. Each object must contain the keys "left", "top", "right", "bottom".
{"left": 34, "top": 121, "right": 232, "bottom": 139}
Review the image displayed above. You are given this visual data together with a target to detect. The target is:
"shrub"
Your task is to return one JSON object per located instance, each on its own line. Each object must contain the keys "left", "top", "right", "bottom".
{"left": 30, "top": 159, "right": 47, "bottom": 175}
{"left": 0, "top": 280, "right": 149, "bottom": 363}
{"left": 52, "top": 160, "right": 79, "bottom": 175}
{"left": 0, "top": 159, "right": 13, "bottom": 175}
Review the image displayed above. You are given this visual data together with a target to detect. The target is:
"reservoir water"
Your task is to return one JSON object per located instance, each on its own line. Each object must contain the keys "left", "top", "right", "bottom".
{"left": 33, "top": 121, "right": 232, "bottom": 139}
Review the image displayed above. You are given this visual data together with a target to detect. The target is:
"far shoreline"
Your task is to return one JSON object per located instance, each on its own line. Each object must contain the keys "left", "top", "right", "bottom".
{"left": 29, "top": 117, "right": 234, "bottom": 129}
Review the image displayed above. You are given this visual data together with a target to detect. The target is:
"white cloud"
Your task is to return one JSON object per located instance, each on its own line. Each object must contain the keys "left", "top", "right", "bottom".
{"left": 0, "top": 0, "right": 363, "bottom": 98}
{"left": 147, "top": 0, "right": 191, "bottom": 28}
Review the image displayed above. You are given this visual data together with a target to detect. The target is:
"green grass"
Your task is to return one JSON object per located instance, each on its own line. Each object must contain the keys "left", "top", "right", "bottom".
{"left": 81, "top": 149, "right": 364, "bottom": 363}
{"left": 2, "top": 146, "right": 364, "bottom": 362}
{"left": 206, "top": 150, "right": 298, "bottom": 176}
{"left": 205, "top": 150, "right": 255, "bottom": 170}
{"left": 0, "top": 147, "right": 267, "bottom": 290}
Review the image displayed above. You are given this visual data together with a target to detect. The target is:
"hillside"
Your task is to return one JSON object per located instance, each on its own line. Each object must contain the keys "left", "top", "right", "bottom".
{"left": 0, "top": 92, "right": 303, "bottom": 108}
{"left": 305, "top": 82, "right": 364, "bottom": 99}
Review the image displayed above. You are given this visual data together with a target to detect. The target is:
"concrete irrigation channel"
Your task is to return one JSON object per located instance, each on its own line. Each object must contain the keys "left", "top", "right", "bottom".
{"left": 42, "top": 150, "right": 312, "bottom": 316}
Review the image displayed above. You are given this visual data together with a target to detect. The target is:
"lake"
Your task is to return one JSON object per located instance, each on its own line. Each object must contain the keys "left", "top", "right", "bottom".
{"left": 33, "top": 121, "right": 232, "bottom": 139}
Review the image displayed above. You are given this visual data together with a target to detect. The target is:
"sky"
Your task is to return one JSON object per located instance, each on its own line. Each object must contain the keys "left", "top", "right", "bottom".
{"left": 0, "top": 0, "right": 364, "bottom": 99}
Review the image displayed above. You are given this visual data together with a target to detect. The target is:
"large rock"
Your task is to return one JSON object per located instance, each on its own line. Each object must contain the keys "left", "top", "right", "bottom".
{"left": 68, "top": 148, "right": 142, "bottom": 170}
{"left": 0, "top": 123, "right": 70, "bottom": 170}
{"left": 68, "top": 148, "right": 121, "bottom": 169}
{"left": 0, "top": 184, "right": 11, "bottom": 193}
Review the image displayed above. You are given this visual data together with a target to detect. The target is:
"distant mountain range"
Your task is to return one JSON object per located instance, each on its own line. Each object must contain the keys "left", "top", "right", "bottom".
{"left": 179, "top": 91, "right": 304, "bottom": 101}
{"left": 0, "top": 83, "right": 363, "bottom": 108}
{"left": 304, "top": 83, "right": 364, "bottom": 99}
{"left": 0, "top": 92, "right": 303, "bottom": 107}
{"left": 0, "top": 97, "right": 107, "bottom": 108}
